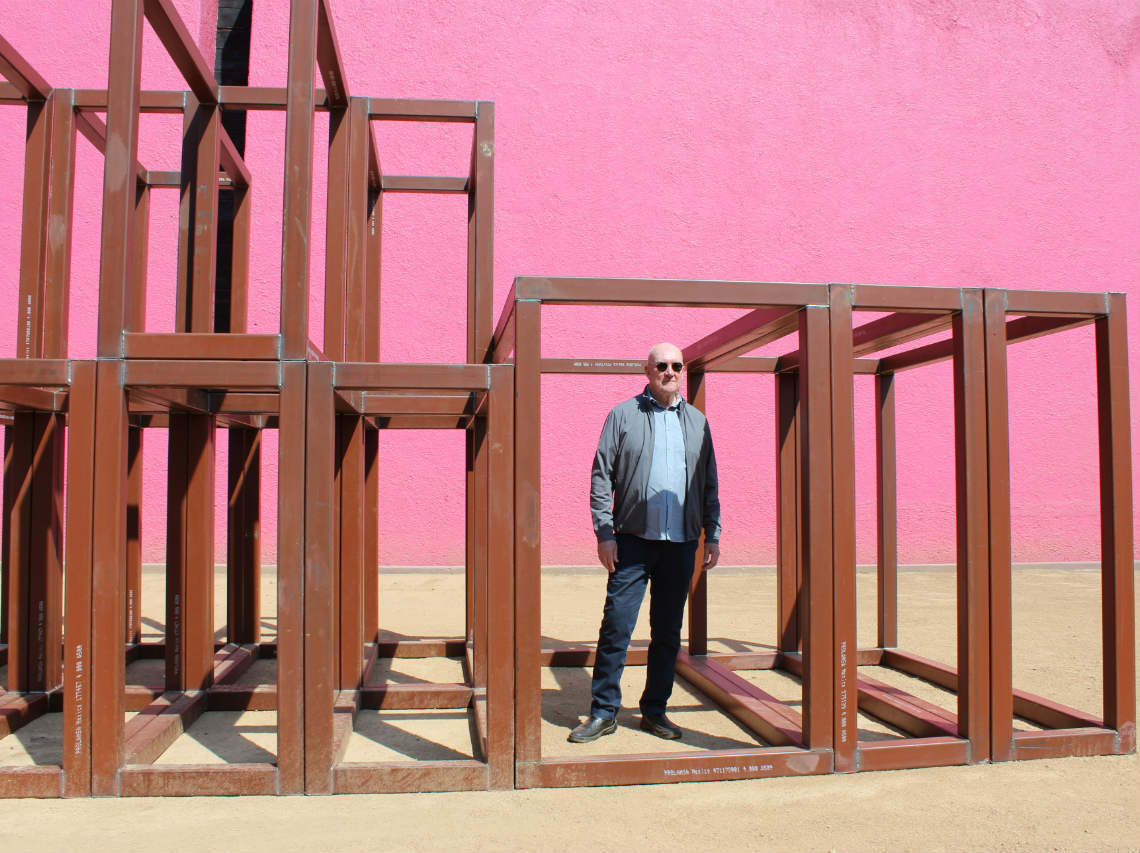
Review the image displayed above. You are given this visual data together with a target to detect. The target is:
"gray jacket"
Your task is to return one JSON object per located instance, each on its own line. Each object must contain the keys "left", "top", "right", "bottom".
{"left": 590, "top": 388, "right": 721, "bottom": 545}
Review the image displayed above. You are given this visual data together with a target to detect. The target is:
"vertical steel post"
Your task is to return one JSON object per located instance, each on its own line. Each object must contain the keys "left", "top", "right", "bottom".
{"left": 828, "top": 286, "right": 857, "bottom": 771}
{"left": 1095, "top": 293, "right": 1136, "bottom": 751}
{"left": 685, "top": 368, "right": 708, "bottom": 656}
{"left": 775, "top": 371, "right": 801, "bottom": 652}
{"left": 952, "top": 289, "right": 991, "bottom": 763}
{"left": 874, "top": 371, "right": 898, "bottom": 650}
{"left": 982, "top": 289, "right": 1013, "bottom": 762}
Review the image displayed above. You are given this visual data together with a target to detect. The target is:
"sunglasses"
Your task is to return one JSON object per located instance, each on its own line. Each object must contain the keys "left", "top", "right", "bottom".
{"left": 654, "top": 361, "right": 684, "bottom": 373}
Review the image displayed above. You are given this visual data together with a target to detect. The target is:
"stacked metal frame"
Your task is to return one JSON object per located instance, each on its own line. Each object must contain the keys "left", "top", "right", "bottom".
{"left": 0, "top": 0, "right": 507, "bottom": 796}
{"left": 493, "top": 276, "right": 1135, "bottom": 788}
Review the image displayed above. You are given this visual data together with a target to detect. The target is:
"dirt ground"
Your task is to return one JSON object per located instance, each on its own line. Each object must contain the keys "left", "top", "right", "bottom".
{"left": 0, "top": 563, "right": 1136, "bottom": 852}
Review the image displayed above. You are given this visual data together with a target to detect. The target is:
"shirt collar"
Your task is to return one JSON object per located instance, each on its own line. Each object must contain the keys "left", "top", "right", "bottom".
{"left": 642, "top": 385, "right": 683, "bottom": 411}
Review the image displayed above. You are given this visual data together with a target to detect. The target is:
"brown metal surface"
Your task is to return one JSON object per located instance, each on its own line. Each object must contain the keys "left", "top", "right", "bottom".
{"left": 874, "top": 372, "right": 898, "bottom": 649}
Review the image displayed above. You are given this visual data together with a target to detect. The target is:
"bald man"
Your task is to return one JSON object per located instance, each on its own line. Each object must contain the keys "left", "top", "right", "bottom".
{"left": 569, "top": 342, "right": 721, "bottom": 743}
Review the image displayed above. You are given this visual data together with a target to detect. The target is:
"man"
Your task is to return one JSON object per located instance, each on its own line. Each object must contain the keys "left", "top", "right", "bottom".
{"left": 569, "top": 342, "right": 721, "bottom": 743}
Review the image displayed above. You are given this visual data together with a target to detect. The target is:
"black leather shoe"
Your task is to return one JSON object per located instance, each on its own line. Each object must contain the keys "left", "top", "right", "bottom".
{"left": 639, "top": 712, "right": 682, "bottom": 740}
{"left": 568, "top": 715, "right": 618, "bottom": 743}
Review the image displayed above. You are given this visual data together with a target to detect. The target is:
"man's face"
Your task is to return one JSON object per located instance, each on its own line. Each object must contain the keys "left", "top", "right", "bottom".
{"left": 645, "top": 345, "right": 684, "bottom": 404}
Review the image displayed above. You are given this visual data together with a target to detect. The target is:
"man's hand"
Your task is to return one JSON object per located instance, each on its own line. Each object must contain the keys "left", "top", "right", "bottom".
{"left": 702, "top": 543, "right": 720, "bottom": 570}
{"left": 597, "top": 540, "right": 618, "bottom": 573}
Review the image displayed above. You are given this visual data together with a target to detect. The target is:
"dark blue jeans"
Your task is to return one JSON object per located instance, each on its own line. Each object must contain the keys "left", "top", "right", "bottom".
{"left": 589, "top": 534, "right": 699, "bottom": 719}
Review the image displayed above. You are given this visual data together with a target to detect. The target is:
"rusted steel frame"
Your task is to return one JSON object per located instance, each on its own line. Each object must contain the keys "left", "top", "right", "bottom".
{"left": 856, "top": 674, "right": 958, "bottom": 738}
{"left": 0, "top": 80, "right": 24, "bottom": 102}
{"left": 0, "top": 360, "right": 71, "bottom": 385}
{"left": 470, "top": 102, "right": 495, "bottom": 361}
{"left": 1001, "top": 314, "right": 1095, "bottom": 345}
{"left": 364, "top": 427, "right": 379, "bottom": 645}
{"left": 513, "top": 299, "right": 543, "bottom": 767}
{"left": 467, "top": 414, "right": 488, "bottom": 687}
{"left": 0, "top": 387, "right": 64, "bottom": 410}
{"left": 218, "top": 126, "right": 251, "bottom": 187}
{"left": 1002, "top": 289, "right": 1108, "bottom": 316}
{"left": 360, "top": 394, "right": 478, "bottom": 416}
{"left": 521, "top": 747, "right": 832, "bottom": 789}
{"left": 875, "top": 337, "right": 954, "bottom": 373}
{"left": 775, "top": 372, "right": 800, "bottom": 652}
{"left": 176, "top": 97, "right": 221, "bottom": 334}
{"left": 74, "top": 89, "right": 184, "bottom": 112}
{"left": 357, "top": 683, "right": 474, "bottom": 710}
{"left": 676, "top": 653, "right": 803, "bottom": 746}
{"left": 334, "top": 761, "right": 487, "bottom": 795}
{"left": 276, "top": 361, "right": 307, "bottom": 792}
{"left": 123, "top": 333, "right": 281, "bottom": 360}
{"left": 0, "top": 691, "right": 50, "bottom": 737}
{"left": 207, "top": 684, "right": 277, "bottom": 711}
{"left": 490, "top": 283, "right": 515, "bottom": 363}
{"left": 858, "top": 736, "right": 969, "bottom": 772}
{"left": 372, "top": 415, "right": 474, "bottom": 430}
{"left": 16, "top": 96, "right": 53, "bottom": 359}
{"left": 685, "top": 369, "right": 709, "bottom": 655}
{"left": 123, "top": 691, "right": 207, "bottom": 764}
{"left": 0, "top": 35, "right": 51, "bottom": 100}
{"left": 61, "top": 362, "right": 96, "bottom": 796}
{"left": 880, "top": 648, "right": 958, "bottom": 689}
{"left": 368, "top": 98, "right": 478, "bottom": 122}
{"left": 376, "top": 638, "right": 467, "bottom": 657}
{"left": 337, "top": 416, "right": 366, "bottom": 689}
{"left": 851, "top": 311, "right": 952, "bottom": 357}
{"left": 304, "top": 362, "right": 336, "bottom": 793}
{"left": 144, "top": 169, "right": 181, "bottom": 188}
{"left": 346, "top": 99, "right": 370, "bottom": 361}
{"left": 123, "top": 360, "right": 281, "bottom": 389}
{"left": 41, "top": 92, "right": 77, "bottom": 354}
{"left": 1012, "top": 691, "right": 1101, "bottom": 730}
{"left": 981, "top": 290, "right": 1013, "bottom": 760}
{"left": 709, "top": 650, "right": 781, "bottom": 669}
{"left": 541, "top": 646, "right": 650, "bottom": 667}
{"left": 1011, "top": 728, "right": 1118, "bottom": 760}
{"left": 216, "top": 85, "right": 329, "bottom": 110}
{"left": 118, "top": 764, "right": 278, "bottom": 796}
{"left": 229, "top": 181, "right": 253, "bottom": 334}
{"left": 316, "top": 0, "right": 350, "bottom": 105}
{"left": 515, "top": 277, "right": 828, "bottom": 308}
{"left": 163, "top": 415, "right": 215, "bottom": 691}
{"left": 324, "top": 106, "right": 351, "bottom": 361}
{"left": 382, "top": 176, "right": 469, "bottom": 193}
{"left": 331, "top": 691, "right": 357, "bottom": 765}
{"left": 540, "top": 358, "right": 643, "bottom": 374}
{"left": 280, "top": 0, "right": 319, "bottom": 358}
{"left": 683, "top": 308, "right": 799, "bottom": 370}
{"left": 227, "top": 428, "right": 261, "bottom": 643}
{"left": 72, "top": 109, "right": 150, "bottom": 191}
{"left": 709, "top": 356, "right": 779, "bottom": 373}
{"left": 485, "top": 365, "right": 515, "bottom": 789}
{"left": 875, "top": 372, "right": 898, "bottom": 649}
{"left": 4, "top": 415, "right": 34, "bottom": 687}
{"left": 127, "top": 179, "right": 150, "bottom": 334}
{"left": 847, "top": 285, "right": 964, "bottom": 312}
{"left": 1095, "top": 294, "right": 1135, "bottom": 750}
{"left": 212, "top": 643, "right": 258, "bottom": 685}
{"left": 829, "top": 285, "right": 857, "bottom": 770}
{"left": 471, "top": 693, "right": 489, "bottom": 760}
{"left": 96, "top": 0, "right": 145, "bottom": 356}
{"left": 0, "top": 765, "right": 61, "bottom": 798}
{"left": 141, "top": 0, "right": 218, "bottom": 103}
{"left": 799, "top": 306, "right": 834, "bottom": 751}
{"left": 89, "top": 360, "right": 127, "bottom": 794}
{"left": 127, "top": 387, "right": 212, "bottom": 415}
{"left": 23, "top": 413, "right": 65, "bottom": 691}
{"left": 952, "top": 289, "right": 991, "bottom": 762}
{"left": 334, "top": 363, "right": 491, "bottom": 392}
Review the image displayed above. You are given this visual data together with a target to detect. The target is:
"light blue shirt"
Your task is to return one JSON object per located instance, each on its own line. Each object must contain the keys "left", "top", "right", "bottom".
{"left": 643, "top": 391, "right": 687, "bottom": 541}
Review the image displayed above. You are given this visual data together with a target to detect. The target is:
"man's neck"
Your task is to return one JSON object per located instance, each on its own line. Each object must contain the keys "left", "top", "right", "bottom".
{"left": 648, "top": 389, "right": 678, "bottom": 408}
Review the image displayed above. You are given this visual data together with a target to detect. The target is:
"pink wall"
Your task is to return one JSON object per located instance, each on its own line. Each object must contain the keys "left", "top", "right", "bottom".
{"left": 0, "top": 0, "right": 1137, "bottom": 568}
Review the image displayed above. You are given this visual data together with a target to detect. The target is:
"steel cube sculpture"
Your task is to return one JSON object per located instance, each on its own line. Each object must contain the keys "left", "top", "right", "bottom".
{"left": 0, "top": 0, "right": 1134, "bottom": 796}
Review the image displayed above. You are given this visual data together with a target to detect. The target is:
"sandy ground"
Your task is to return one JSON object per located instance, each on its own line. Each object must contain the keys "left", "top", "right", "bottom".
{"left": 0, "top": 563, "right": 1136, "bottom": 852}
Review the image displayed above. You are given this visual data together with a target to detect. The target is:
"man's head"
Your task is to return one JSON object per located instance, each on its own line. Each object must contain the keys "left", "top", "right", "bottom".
{"left": 644, "top": 342, "right": 684, "bottom": 407}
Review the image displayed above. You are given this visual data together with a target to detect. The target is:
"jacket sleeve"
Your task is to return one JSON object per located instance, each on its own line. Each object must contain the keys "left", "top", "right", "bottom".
{"left": 702, "top": 421, "right": 721, "bottom": 544}
{"left": 590, "top": 408, "right": 621, "bottom": 542}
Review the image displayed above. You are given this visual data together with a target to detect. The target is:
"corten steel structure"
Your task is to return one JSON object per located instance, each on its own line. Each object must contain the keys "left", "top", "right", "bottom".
{"left": 495, "top": 277, "right": 845, "bottom": 787}
{"left": 0, "top": 0, "right": 507, "bottom": 797}
{"left": 493, "top": 276, "right": 1135, "bottom": 789}
{"left": 0, "top": 1, "right": 1135, "bottom": 799}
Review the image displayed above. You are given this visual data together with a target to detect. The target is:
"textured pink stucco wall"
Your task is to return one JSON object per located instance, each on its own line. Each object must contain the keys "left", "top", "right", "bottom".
{"left": 0, "top": 0, "right": 1137, "bottom": 568}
